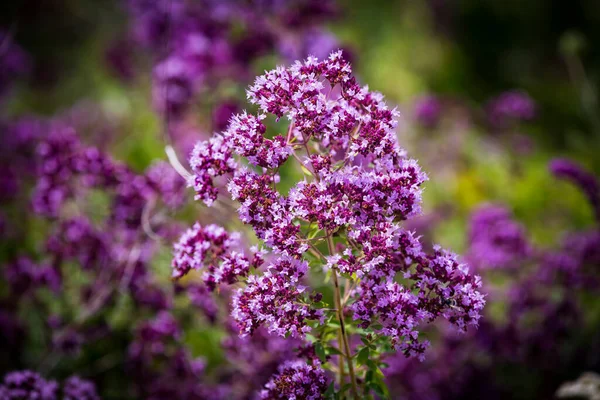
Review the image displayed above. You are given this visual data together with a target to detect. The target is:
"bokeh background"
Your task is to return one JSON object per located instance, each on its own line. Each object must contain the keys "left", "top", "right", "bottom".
{"left": 1, "top": 0, "right": 599, "bottom": 399}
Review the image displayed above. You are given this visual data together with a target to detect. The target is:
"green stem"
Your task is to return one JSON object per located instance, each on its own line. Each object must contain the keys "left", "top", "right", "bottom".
{"left": 327, "top": 232, "right": 359, "bottom": 399}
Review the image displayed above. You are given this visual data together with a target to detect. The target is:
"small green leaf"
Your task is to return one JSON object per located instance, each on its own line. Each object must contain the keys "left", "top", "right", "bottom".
{"left": 357, "top": 347, "right": 370, "bottom": 365}
{"left": 315, "top": 342, "right": 327, "bottom": 363}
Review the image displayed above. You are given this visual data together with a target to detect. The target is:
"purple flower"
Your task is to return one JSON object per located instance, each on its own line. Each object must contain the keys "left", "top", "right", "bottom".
{"left": 145, "top": 161, "right": 187, "bottom": 209}
{"left": 171, "top": 223, "right": 249, "bottom": 284}
{"left": 4, "top": 257, "right": 60, "bottom": 296}
{"left": 62, "top": 376, "right": 100, "bottom": 400}
{"left": 259, "top": 360, "right": 329, "bottom": 400}
{"left": 152, "top": 56, "right": 196, "bottom": 118}
{"left": 487, "top": 90, "right": 536, "bottom": 129}
{"left": 414, "top": 95, "right": 443, "bottom": 128}
{"left": 232, "top": 256, "right": 323, "bottom": 338}
{"left": 279, "top": 28, "right": 341, "bottom": 62}
{"left": 212, "top": 100, "right": 240, "bottom": 132}
{"left": 0, "top": 370, "right": 58, "bottom": 400}
{"left": 31, "top": 127, "right": 81, "bottom": 217}
{"left": 466, "top": 204, "right": 530, "bottom": 271}
{"left": 189, "top": 135, "right": 237, "bottom": 206}
{"left": 181, "top": 51, "right": 484, "bottom": 377}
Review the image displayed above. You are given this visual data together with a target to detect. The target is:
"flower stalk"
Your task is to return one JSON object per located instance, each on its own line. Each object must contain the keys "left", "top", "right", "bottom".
{"left": 328, "top": 231, "right": 359, "bottom": 399}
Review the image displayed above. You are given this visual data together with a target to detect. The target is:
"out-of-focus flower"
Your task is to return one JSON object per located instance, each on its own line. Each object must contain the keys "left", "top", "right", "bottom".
{"left": 62, "top": 376, "right": 100, "bottom": 400}
{"left": 414, "top": 95, "right": 443, "bottom": 128}
{"left": 466, "top": 204, "right": 530, "bottom": 271}
{"left": 487, "top": 90, "right": 536, "bottom": 129}
{"left": 0, "top": 370, "right": 58, "bottom": 400}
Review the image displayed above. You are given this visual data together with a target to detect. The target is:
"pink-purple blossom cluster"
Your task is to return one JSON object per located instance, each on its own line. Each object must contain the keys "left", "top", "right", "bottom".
{"left": 232, "top": 256, "right": 323, "bottom": 338}
{"left": 0, "top": 371, "right": 99, "bottom": 400}
{"left": 171, "top": 222, "right": 257, "bottom": 289}
{"left": 124, "top": 0, "right": 342, "bottom": 126}
{"left": 466, "top": 204, "right": 531, "bottom": 271}
{"left": 181, "top": 51, "right": 484, "bottom": 368}
{"left": 487, "top": 90, "right": 536, "bottom": 129}
{"left": 259, "top": 360, "right": 329, "bottom": 400}
{"left": 128, "top": 312, "right": 214, "bottom": 399}
{"left": 414, "top": 95, "right": 443, "bottom": 128}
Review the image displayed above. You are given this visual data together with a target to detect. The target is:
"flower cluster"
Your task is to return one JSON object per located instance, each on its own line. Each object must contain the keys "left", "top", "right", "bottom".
{"left": 232, "top": 256, "right": 323, "bottom": 338}
{"left": 171, "top": 222, "right": 255, "bottom": 289}
{"left": 128, "top": 312, "right": 215, "bottom": 399}
{"left": 0, "top": 114, "right": 193, "bottom": 398}
{"left": 414, "top": 95, "right": 443, "bottom": 128}
{"left": 0, "top": 371, "right": 58, "bottom": 400}
{"left": 259, "top": 360, "right": 329, "bottom": 400}
{"left": 62, "top": 376, "right": 101, "bottom": 400}
{"left": 124, "top": 0, "right": 342, "bottom": 127}
{"left": 180, "top": 51, "right": 484, "bottom": 398}
{"left": 0, "top": 371, "right": 99, "bottom": 400}
{"left": 350, "top": 234, "right": 484, "bottom": 358}
{"left": 4, "top": 257, "right": 60, "bottom": 297}
{"left": 487, "top": 90, "right": 536, "bottom": 129}
{"left": 466, "top": 204, "right": 530, "bottom": 271}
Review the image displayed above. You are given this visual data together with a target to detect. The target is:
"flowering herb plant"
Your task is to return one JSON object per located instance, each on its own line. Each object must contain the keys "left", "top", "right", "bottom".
{"left": 173, "top": 51, "right": 485, "bottom": 398}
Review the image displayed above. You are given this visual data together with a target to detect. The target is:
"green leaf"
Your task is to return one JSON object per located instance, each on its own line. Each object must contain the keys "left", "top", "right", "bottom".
{"left": 315, "top": 342, "right": 327, "bottom": 363}
{"left": 325, "top": 382, "right": 335, "bottom": 398}
{"left": 357, "top": 347, "right": 370, "bottom": 365}
{"left": 305, "top": 334, "right": 317, "bottom": 343}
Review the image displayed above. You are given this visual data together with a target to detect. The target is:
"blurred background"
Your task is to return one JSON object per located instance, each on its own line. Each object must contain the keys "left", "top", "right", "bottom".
{"left": 1, "top": 0, "right": 599, "bottom": 399}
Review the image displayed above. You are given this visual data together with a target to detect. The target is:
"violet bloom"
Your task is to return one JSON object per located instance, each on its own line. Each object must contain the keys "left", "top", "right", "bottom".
{"left": 212, "top": 100, "right": 240, "bottom": 132}
{"left": 0, "top": 370, "right": 58, "bottom": 400}
{"left": 127, "top": 0, "right": 185, "bottom": 49}
{"left": 128, "top": 313, "right": 211, "bottom": 399}
{"left": 279, "top": 28, "right": 341, "bottom": 62}
{"left": 259, "top": 360, "right": 329, "bottom": 400}
{"left": 232, "top": 256, "right": 323, "bottom": 338}
{"left": 4, "top": 257, "right": 60, "bottom": 296}
{"left": 414, "top": 95, "right": 443, "bottom": 128}
{"left": 171, "top": 223, "right": 251, "bottom": 285}
{"left": 62, "top": 376, "right": 100, "bottom": 400}
{"left": 487, "top": 90, "right": 536, "bottom": 129}
{"left": 182, "top": 51, "right": 484, "bottom": 363}
{"left": 222, "top": 324, "right": 302, "bottom": 397}
{"left": 466, "top": 204, "right": 530, "bottom": 271}
{"left": 550, "top": 158, "right": 600, "bottom": 223}
{"left": 152, "top": 56, "right": 196, "bottom": 118}
{"left": 145, "top": 160, "right": 187, "bottom": 209}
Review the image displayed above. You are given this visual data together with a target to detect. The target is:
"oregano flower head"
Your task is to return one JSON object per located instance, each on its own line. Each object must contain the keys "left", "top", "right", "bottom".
{"left": 175, "top": 50, "right": 485, "bottom": 396}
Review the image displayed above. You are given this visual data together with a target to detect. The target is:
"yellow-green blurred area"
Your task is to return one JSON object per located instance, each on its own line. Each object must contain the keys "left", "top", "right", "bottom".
{"left": 2, "top": 0, "right": 599, "bottom": 249}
